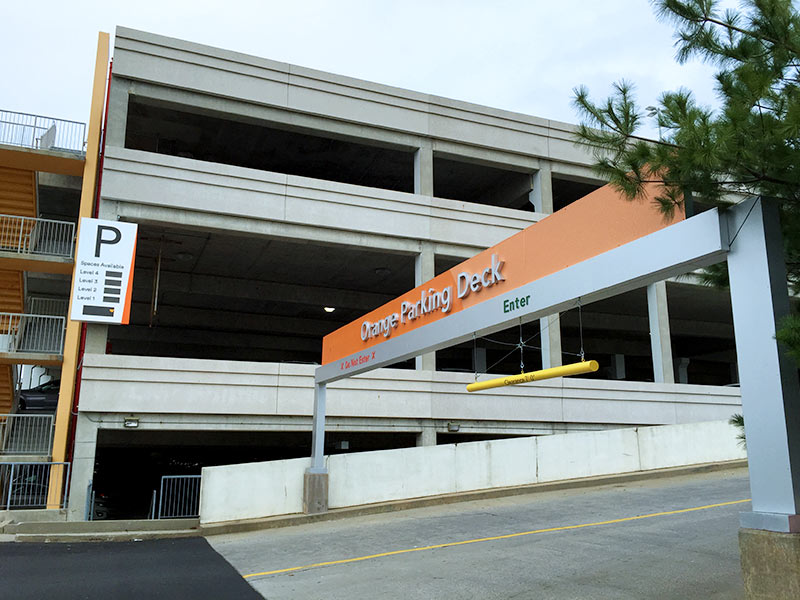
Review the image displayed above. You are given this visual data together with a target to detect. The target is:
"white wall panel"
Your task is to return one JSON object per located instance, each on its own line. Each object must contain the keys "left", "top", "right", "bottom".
{"left": 198, "top": 419, "right": 745, "bottom": 524}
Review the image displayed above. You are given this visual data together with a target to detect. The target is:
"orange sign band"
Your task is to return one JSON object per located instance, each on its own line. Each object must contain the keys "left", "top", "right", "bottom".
{"left": 322, "top": 181, "right": 684, "bottom": 366}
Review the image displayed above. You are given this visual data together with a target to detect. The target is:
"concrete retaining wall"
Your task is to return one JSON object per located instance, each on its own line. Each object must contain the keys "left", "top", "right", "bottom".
{"left": 199, "top": 419, "right": 746, "bottom": 524}
{"left": 199, "top": 457, "right": 309, "bottom": 524}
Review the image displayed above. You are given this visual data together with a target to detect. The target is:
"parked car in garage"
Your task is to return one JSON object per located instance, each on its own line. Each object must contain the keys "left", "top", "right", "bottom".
{"left": 18, "top": 380, "right": 60, "bottom": 411}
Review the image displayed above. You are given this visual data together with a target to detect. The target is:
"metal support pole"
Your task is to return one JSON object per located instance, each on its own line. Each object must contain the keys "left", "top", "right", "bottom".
{"left": 727, "top": 198, "right": 800, "bottom": 533}
{"left": 304, "top": 381, "right": 329, "bottom": 513}
{"left": 309, "top": 382, "right": 327, "bottom": 474}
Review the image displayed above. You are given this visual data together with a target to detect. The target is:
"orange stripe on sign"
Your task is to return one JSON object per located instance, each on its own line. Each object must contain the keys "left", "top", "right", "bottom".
{"left": 121, "top": 236, "right": 137, "bottom": 325}
{"left": 321, "top": 181, "right": 683, "bottom": 365}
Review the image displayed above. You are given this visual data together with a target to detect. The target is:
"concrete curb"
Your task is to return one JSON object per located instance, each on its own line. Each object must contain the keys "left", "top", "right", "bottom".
{"left": 4, "top": 517, "right": 199, "bottom": 535}
{"left": 14, "top": 529, "right": 200, "bottom": 543}
{"left": 5, "top": 460, "right": 747, "bottom": 543}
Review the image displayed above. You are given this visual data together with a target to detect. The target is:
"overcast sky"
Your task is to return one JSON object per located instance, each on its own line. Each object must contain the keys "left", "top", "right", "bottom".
{"left": 5, "top": 0, "right": 734, "bottom": 138}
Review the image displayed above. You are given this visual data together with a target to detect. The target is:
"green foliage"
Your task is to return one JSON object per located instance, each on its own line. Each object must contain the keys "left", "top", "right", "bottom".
{"left": 574, "top": 0, "right": 800, "bottom": 210}
{"left": 776, "top": 313, "right": 800, "bottom": 362}
{"left": 573, "top": 0, "right": 800, "bottom": 361}
{"left": 729, "top": 413, "right": 746, "bottom": 448}
{"left": 695, "top": 261, "right": 730, "bottom": 287}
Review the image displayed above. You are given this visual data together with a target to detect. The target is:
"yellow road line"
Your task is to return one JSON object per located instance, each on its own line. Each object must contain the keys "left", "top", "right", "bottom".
{"left": 243, "top": 498, "right": 750, "bottom": 580}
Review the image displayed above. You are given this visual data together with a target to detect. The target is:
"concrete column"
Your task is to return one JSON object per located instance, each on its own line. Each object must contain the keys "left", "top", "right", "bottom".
{"left": 539, "top": 314, "right": 562, "bottom": 369}
{"left": 66, "top": 414, "right": 99, "bottom": 521}
{"left": 415, "top": 243, "right": 436, "bottom": 371}
{"left": 84, "top": 324, "right": 108, "bottom": 355}
{"left": 105, "top": 78, "right": 130, "bottom": 148}
{"left": 531, "top": 162, "right": 553, "bottom": 214}
{"left": 473, "top": 346, "right": 487, "bottom": 374}
{"left": 727, "top": 198, "right": 800, "bottom": 534}
{"left": 414, "top": 141, "right": 434, "bottom": 197}
{"left": 416, "top": 426, "right": 436, "bottom": 447}
{"left": 96, "top": 199, "right": 118, "bottom": 221}
{"left": 676, "top": 358, "right": 690, "bottom": 384}
{"left": 610, "top": 354, "right": 626, "bottom": 380}
{"left": 647, "top": 281, "right": 675, "bottom": 383}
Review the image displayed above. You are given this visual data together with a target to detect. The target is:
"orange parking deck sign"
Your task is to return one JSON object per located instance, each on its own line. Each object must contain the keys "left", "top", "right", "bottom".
{"left": 322, "top": 180, "right": 684, "bottom": 367}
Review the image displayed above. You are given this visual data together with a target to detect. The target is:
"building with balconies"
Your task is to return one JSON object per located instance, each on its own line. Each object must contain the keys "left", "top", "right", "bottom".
{"left": 0, "top": 109, "right": 86, "bottom": 511}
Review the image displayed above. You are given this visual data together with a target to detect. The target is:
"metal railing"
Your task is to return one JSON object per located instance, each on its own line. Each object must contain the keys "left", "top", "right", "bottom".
{"left": 26, "top": 297, "right": 69, "bottom": 317}
{"left": 0, "top": 414, "right": 53, "bottom": 455}
{"left": 0, "top": 462, "right": 70, "bottom": 510}
{"left": 0, "top": 110, "right": 86, "bottom": 154}
{"left": 0, "top": 215, "right": 75, "bottom": 259}
{"left": 157, "top": 475, "right": 201, "bottom": 519}
{"left": 0, "top": 313, "right": 66, "bottom": 355}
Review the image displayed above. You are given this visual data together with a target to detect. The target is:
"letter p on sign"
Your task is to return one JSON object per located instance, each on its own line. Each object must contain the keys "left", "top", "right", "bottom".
{"left": 95, "top": 225, "right": 122, "bottom": 257}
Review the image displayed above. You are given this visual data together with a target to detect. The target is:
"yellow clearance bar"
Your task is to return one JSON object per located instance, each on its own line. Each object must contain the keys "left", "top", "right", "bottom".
{"left": 466, "top": 360, "right": 599, "bottom": 392}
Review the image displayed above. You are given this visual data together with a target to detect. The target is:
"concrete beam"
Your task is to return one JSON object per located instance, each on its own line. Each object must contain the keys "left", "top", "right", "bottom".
{"left": 114, "top": 203, "right": 428, "bottom": 256}
{"left": 122, "top": 80, "right": 424, "bottom": 152}
{"left": 0, "top": 352, "right": 62, "bottom": 367}
{"left": 0, "top": 254, "right": 74, "bottom": 276}
{"left": 78, "top": 411, "right": 631, "bottom": 437}
{"left": 112, "top": 28, "right": 604, "bottom": 168}
{"left": 0, "top": 146, "right": 84, "bottom": 177}
{"left": 432, "top": 141, "right": 541, "bottom": 172}
{"left": 548, "top": 163, "right": 607, "bottom": 185}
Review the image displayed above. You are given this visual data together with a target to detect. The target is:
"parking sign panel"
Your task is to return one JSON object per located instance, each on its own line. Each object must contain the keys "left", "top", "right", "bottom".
{"left": 70, "top": 218, "right": 138, "bottom": 324}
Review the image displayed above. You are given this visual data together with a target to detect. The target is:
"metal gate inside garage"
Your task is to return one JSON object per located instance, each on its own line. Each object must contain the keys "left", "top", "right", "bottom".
{"left": 156, "top": 475, "right": 201, "bottom": 519}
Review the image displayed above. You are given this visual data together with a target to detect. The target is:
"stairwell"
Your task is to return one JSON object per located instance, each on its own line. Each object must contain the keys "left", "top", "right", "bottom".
{"left": 0, "top": 166, "right": 36, "bottom": 414}
{"left": 0, "top": 166, "right": 36, "bottom": 219}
